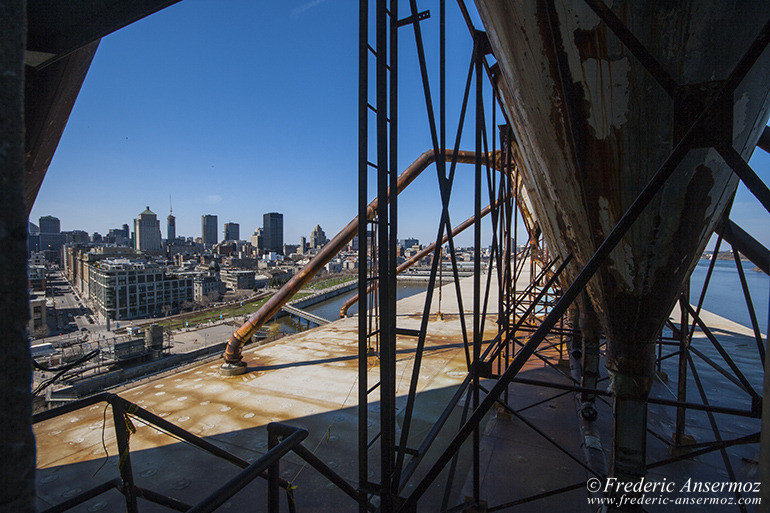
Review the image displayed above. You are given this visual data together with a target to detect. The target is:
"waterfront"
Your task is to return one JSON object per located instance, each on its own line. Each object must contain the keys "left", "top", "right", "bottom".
{"left": 272, "top": 281, "right": 429, "bottom": 335}
{"left": 690, "top": 258, "right": 769, "bottom": 333}
{"left": 276, "top": 261, "right": 769, "bottom": 337}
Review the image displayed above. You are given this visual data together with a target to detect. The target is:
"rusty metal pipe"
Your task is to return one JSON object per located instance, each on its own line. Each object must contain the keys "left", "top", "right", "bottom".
{"left": 338, "top": 197, "right": 504, "bottom": 318}
{"left": 221, "top": 149, "right": 482, "bottom": 371}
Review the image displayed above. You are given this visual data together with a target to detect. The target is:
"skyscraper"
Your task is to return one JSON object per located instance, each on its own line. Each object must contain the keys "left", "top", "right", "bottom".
{"left": 310, "top": 224, "right": 327, "bottom": 249}
{"left": 201, "top": 214, "right": 218, "bottom": 245}
{"left": 263, "top": 212, "right": 284, "bottom": 254}
{"left": 39, "top": 215, "right": 60, "bottom": 234}
{"left": 224, "top": 222, "right": 240, "bottom": 242}
{"left": 134, "top": 206, "right": 162, "bottom": 251}
{"left": 167, "top": 213, "right": 176, "bottom": 241}
{"left": 38, "top": 215, "right": 64, "bottom": 255}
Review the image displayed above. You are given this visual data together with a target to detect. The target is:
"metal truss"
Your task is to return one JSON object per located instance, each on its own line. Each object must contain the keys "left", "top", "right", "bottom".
{"left": 357, "top": 1, "right": 770, "bottom": 512}
{"left": 33, "top": 393, "right": 364, "bottom": 513}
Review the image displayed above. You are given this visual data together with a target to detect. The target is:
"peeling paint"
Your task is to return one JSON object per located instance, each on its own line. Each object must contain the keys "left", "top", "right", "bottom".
{"left": 579, "top": 58, "right": 630, "bottom": 139}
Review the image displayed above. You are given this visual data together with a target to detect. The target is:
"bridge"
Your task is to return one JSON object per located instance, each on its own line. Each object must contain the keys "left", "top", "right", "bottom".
{"left": 281, "top": 304, "right": 330, "bottom": 326}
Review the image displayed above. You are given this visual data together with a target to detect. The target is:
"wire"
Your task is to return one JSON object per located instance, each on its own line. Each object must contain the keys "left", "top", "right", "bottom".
{"left": 32, "top": 350, "right": 100, "bottom": 397}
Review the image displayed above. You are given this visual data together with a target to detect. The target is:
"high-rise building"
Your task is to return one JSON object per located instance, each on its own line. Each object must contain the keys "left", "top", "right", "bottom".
{"left": 38, "top": 215, "right": 64, "bottom": 258}
{"left": 224, "top": 222, "right": 240, "bottom": 242}
{"left": 250, "top": 228, "right": 264, "bottom": 254}
{"left": 39, "top": 215, "right": 60, "bottom": 234}
{"left": 263, "top": 212, "right": 284, "bottom": 254}
{"left": 201, "top": 214, "right": 218, "bottom": 245}
{"left": 134, "top": 206, "right": 163, "bottom": 252}
{"left": 310, "top": 224, "right": 328, "bottom": 249}
{"left": 299, "top": 236, "right": 307, "bottom": 254}
{"left": 167, "top": 214, "right": 176, "bottom": 242}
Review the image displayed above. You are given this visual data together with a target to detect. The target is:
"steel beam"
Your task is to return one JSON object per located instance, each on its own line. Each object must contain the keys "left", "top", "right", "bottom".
{"left": 715, "top": 219, "right": 769, "bottom": 275}
{"left": 26, "top": 0, "right": 182, "bottom": 68}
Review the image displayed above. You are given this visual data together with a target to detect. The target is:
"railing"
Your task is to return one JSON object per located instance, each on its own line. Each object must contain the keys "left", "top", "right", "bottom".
{"left": 34, "top": 393, "right": 371, "bottom": 512}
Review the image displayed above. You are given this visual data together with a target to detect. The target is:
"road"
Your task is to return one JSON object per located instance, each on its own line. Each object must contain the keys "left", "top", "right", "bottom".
{"left": 33, "top": 269, "right": 111, "bottom": 348}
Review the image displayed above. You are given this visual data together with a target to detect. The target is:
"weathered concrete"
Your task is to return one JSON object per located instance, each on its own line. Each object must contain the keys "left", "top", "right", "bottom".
{"left": 0, "top": 2, "right": 36, "bottom": 511}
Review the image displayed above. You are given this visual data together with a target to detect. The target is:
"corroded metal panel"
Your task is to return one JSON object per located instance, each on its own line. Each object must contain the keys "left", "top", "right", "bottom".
{"left": 475, "top": 0, "right": 770, "bottom": 391}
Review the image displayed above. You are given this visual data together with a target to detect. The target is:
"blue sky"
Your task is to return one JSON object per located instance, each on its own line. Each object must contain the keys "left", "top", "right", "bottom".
{"left": 30, "top": 0, "right": 770, "bottom": 250}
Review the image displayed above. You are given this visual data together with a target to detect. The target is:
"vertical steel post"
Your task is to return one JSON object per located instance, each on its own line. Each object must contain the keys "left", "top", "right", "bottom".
{"left": 268, "top": 426, "right": 280, "bottom": 513}
{"left": 357, "top": 1, "right": 369, "bottom": 511}
{"left": 674, "top": 280, "right": 689, "bottom": 447}
{"left": 111, "top": 400, "right": 138, "bottom": 513}
{"left": 472, "top": 31, "right": 483, "bottom": 507}
{"left": 376, "top": 0, "right": 396, "bottom": 508}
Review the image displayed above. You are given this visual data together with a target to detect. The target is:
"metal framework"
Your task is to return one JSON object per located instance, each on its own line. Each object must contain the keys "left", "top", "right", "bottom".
{"left": 11, "top": 2, "right": 769, "bottom": 512}
{"left": 32, "top": 393, "right": 367, "bottom": 513}
{"left": 357, "top": 1, "right": 770, "bottom": 512}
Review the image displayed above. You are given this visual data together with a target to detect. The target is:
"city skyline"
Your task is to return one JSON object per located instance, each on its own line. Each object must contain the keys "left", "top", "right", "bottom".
{"left": 26, "top": 1, "right": 770, "bottom": 249}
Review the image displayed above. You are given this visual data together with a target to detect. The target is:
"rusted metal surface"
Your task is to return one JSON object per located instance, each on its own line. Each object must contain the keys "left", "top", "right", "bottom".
{"left": 223, "top": 150, "right": 482, "bottom": 366}
{"left": 474, "top": 0, "right": 770, "bottom": 395}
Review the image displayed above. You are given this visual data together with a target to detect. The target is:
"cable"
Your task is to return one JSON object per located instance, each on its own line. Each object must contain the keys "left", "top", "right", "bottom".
{"left": 32, "top": 349, "right": 100, "bottom": 397}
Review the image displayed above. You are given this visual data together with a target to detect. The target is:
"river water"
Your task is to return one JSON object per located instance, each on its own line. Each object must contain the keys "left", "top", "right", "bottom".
{"left": 273, "top": 260, "right": 768, "bottom": 337}
{"left": 689, "top": 258, "right": 768, "bottom": 333}
{"left": 271, "top": 282, "right": 429, "bottom": 335}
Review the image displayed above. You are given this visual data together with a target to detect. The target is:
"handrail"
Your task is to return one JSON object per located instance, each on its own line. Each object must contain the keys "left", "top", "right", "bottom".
{"left": 35, "top": 394, "right": 368, "bottom": 512}
{"left": 187, "top": 424, "right": 308, "bottom": 513}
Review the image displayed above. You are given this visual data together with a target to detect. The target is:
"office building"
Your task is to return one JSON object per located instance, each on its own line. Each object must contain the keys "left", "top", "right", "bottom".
{"left": 263, "top": 212, "right": 283, "bottom": 254}
{"left": 134, "top": 206, "right": 162, "bottom": 252}
{"left": 28, "top": 293, "right": 47, "bottom": 336}
{"left": 28, "top": 265, "right": 46, "bottom": 291}
{"left": 222, "top": 269, "right": 255, "bottom": 290}
{"left": 310, "top": 224, "right": 327, "bottom": 249}
{"left": 63, "top": 230, "right": 89, "bottom": 244}
{"left": 224, "top": 222, "right": 240, "bottom": 242}
{"left": 167, "top": 213, "right": 176, "bottom": 242}
{"left": 202, "top": 214, "right": 218, "bottom": 245}
{"left": 38, "top": 215, "right": 64, "bottom": 259}
{"left": 39, "top": 215, "right": 60, "bottom": 234}
{"left": 250, "top": 228, "right": 264, "bottom": 254}
{"left": 88, "top": 258, "right": 193, "bottom": 320}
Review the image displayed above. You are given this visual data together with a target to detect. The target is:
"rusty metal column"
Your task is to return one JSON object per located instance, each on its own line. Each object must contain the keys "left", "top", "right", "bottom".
{"left": 0, "top": 2, "right": 36, "bottom": 511}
